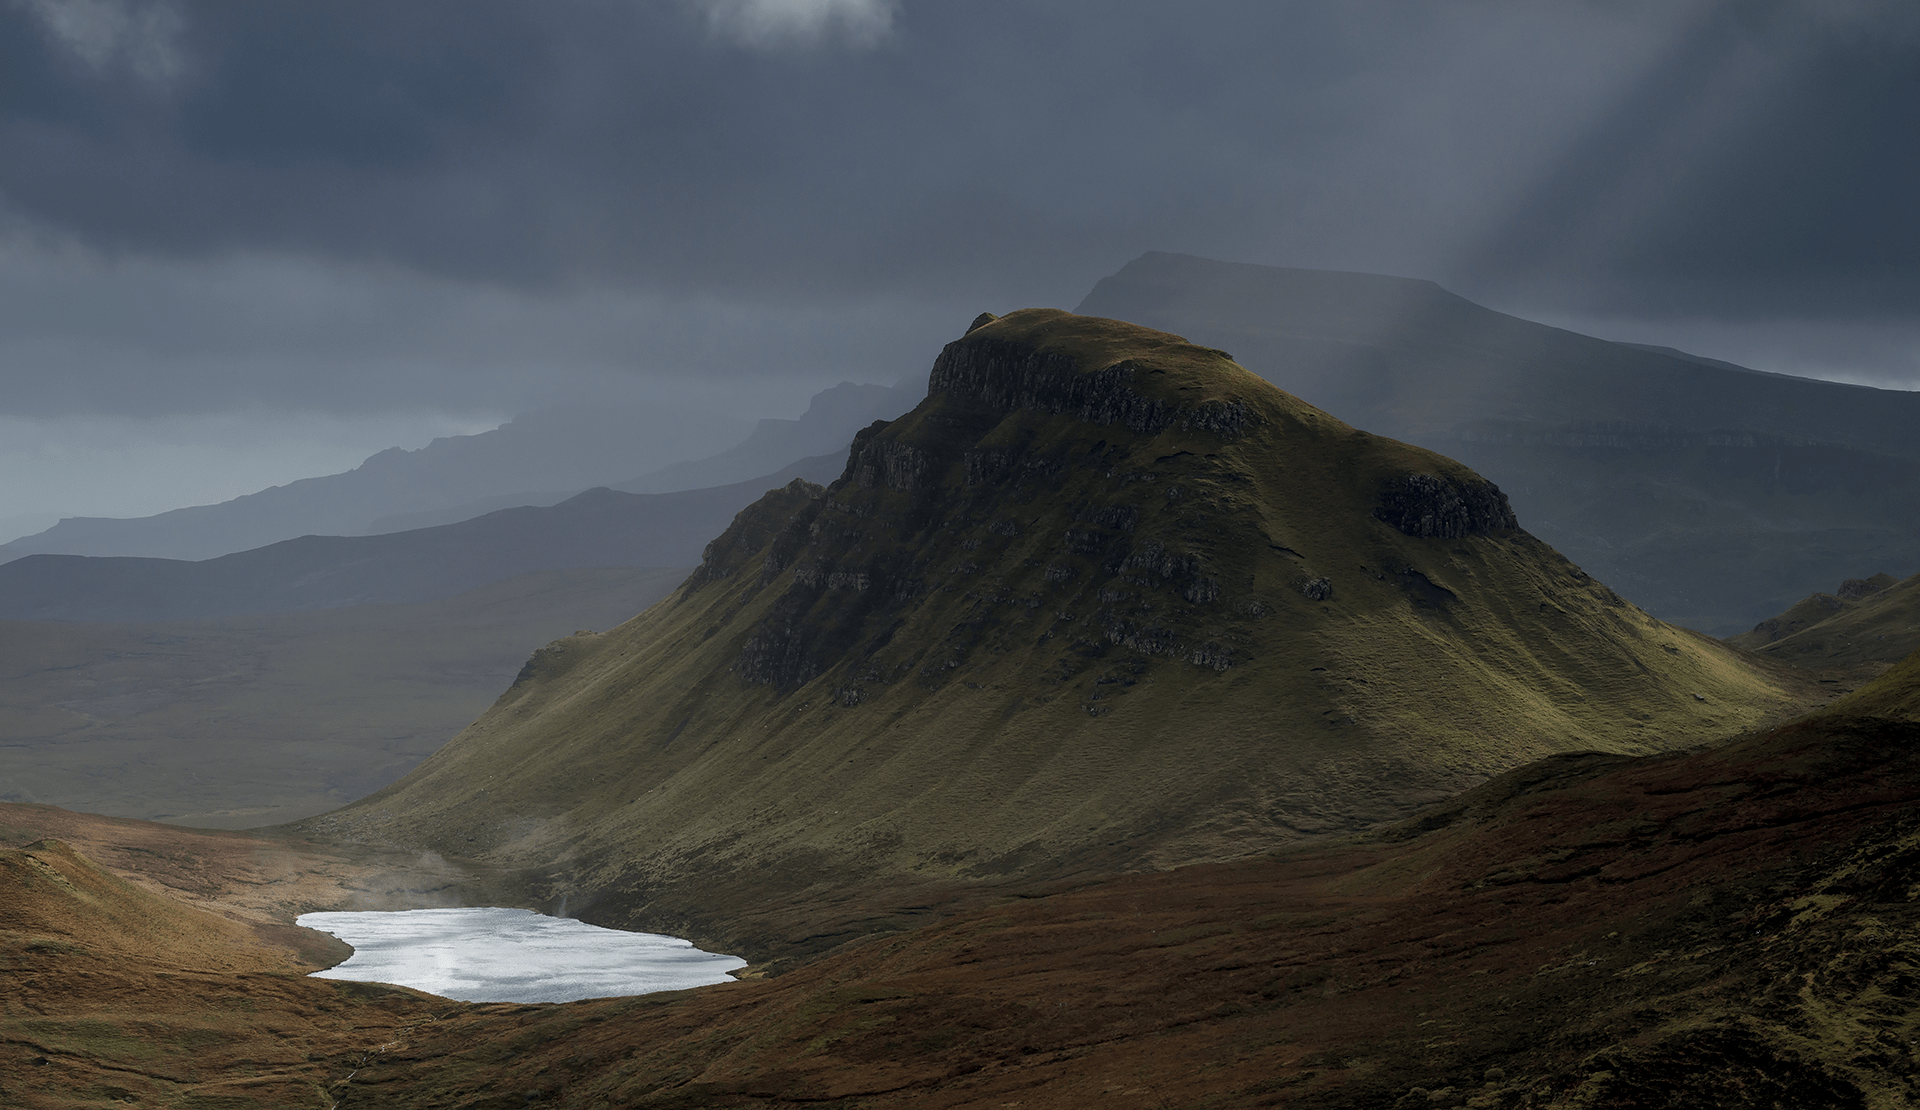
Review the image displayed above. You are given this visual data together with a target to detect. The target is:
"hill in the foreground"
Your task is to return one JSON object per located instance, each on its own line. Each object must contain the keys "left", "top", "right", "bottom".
{"left": 3, "top": 655, "right": 1916, "bottom": 1108}
{"left": 1077, "top": 252, "right": 1920, "bottom": 635}
{"left": 288, "top": 648, "right": 1920, "bottom": 1109}
{"left": 308, "top": 308, "right": 1792, "bottom": 955}
{"left": 0, "top": 821, "right": 471, "bottom": 1109}
{"left": 1727, "top": 571, "right": 1920, "bottom": 673}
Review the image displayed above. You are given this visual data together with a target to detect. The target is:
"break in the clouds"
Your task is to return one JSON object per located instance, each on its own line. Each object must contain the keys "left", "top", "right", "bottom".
{"left": 19, "top": 0, "right": 183, "bottom": 82}
{"left": 695, "top": 0, "right": 897, "bottom": 50}
{"left": 1, "top": 0, "right": 1916, "bottom": 521}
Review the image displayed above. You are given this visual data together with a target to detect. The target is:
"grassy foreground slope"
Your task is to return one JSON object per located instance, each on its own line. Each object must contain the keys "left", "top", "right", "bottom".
{"left": 7, "top": 652, "right": 1913, "bottom": 1107}
{"left": 310, "top": 309, "right": 1791, "bottom": 953}
{"left": 0, "top": 832, "right": 459, "bottom": 1110}
{"left": 337, "top": 648, "right": 1920, "bottom": 1110}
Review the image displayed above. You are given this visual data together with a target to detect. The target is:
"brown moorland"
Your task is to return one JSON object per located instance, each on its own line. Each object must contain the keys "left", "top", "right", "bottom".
{"left": 0, "top": 825, "right": 441, "bottom": 1110}
{"left": 3, "top": 652, "right": 1917, "bottom": 1107}
{"left": 289, "top": 656, "right": 1920, "bottom": 1108}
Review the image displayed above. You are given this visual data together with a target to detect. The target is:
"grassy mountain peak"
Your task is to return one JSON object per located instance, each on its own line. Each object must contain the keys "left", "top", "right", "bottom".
{"left": 312, "top": 308, "right": 1793, "bottom": 955}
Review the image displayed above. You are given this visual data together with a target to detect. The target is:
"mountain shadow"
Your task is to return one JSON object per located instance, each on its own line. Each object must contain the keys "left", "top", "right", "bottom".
{"left": 614, "top": 377, "right": 926, "bottom": 495}
{"left": 362, "top": 378, "right": 925, "bottom": 534}
{"left": 1077, "top": 252, "right": 1920, "bottom": 635}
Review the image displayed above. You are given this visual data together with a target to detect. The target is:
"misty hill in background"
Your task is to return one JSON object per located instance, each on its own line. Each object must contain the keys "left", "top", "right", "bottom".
{"left": 361, "top": 378, "right": 926, "bottom": 534}
{"left": 0, "top": 401, "right": 752, "bottom": 564}
{"left": 0, "top": 453, "right": 844, "bottom": 622}
{"left": 615, "top": 377, "right": 926, "bottom": 494}
{"left": 1078, "top": 252, "right": 1920, "bottom": 635}
{"left": 308, "top": 309, "right": 1789, "bottom": 957}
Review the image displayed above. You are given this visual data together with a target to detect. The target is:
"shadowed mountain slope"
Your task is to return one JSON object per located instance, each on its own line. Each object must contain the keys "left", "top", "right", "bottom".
{"left": 1729, "top": 571, "right": 1920, "bottom": 671}
{"left": 1077, "top": 252, "right": 1920, "bottom": 635}
{"left": 308, "top": 308, "right": 1791, "bottom": 957}
{"left": 0, "top": 454, "right": 841, "bottom": 622}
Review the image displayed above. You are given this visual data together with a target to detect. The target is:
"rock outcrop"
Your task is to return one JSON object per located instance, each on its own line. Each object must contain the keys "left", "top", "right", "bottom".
{"left": 1374, "top": 473, "right": 1519, "bottom": 539}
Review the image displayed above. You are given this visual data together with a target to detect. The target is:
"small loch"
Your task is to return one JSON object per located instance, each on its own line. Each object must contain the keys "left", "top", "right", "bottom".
{"left": 296, "top": 907, "right": 747, "bottom": 1004}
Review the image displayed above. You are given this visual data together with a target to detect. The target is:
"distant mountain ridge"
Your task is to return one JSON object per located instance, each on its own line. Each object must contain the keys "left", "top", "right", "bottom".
{"left": 0, "top": 401, "right": 752, "bottom": 564}
{"left": 307, "top": 308, "right": 1789, "bottom": 958}
{"left": 0, "top": 377, "right": 924, "bottom": 566}
{"left": 0, "top": 453, "right": 846, "bottom": 622}
{"left": 615, "top": 378, "right": 926, "bottom": 495}
{"left": 1076, "top": 252, "right": 1920, "bottom": 634}
{"left": 354, "top": 378, "right": 926, "bottom": 535}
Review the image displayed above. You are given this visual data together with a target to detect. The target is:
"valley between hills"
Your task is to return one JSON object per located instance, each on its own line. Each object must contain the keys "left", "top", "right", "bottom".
{"left": 7, "top": 299, "right": 1920, "bottom": 1108}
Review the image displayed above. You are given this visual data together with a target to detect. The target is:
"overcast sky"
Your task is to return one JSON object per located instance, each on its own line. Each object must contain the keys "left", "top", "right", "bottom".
{"left": 3, "top": 0, "right": 1916, "bottom": 526}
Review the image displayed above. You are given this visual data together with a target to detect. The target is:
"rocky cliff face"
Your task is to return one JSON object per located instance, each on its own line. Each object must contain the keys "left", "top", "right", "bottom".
{"left": 698, "top": 327, "right": 1272, "bottom": 694}
{"left": 694, "top": 320, "right": 1518, "bottom": 700}
{"left": 1374, "top": 473, "right": 1518, "bottom": 539}
{"left": 313, "top": 308, "right": 1790, "bottom": 958}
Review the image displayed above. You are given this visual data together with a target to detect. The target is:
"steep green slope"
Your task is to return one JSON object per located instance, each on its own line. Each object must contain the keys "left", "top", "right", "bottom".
{"left": 310, "top": 309, "right": 1791, "bottom": 952}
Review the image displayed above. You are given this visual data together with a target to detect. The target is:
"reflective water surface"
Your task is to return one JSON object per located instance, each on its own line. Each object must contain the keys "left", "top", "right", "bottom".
{"left": 296, "top": 907, "right": 747, "bottom": 1003}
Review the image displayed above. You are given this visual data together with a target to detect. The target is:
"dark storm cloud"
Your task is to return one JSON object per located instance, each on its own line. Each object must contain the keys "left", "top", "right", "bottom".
{"left": 3, "top": 0, "right": 1914, "bottom": 523}
{"left": 0, "top": 246, "right": 956, "bottom": 416}
{"left": 2, "top": 0, "right": 1916, "bottom": 320}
